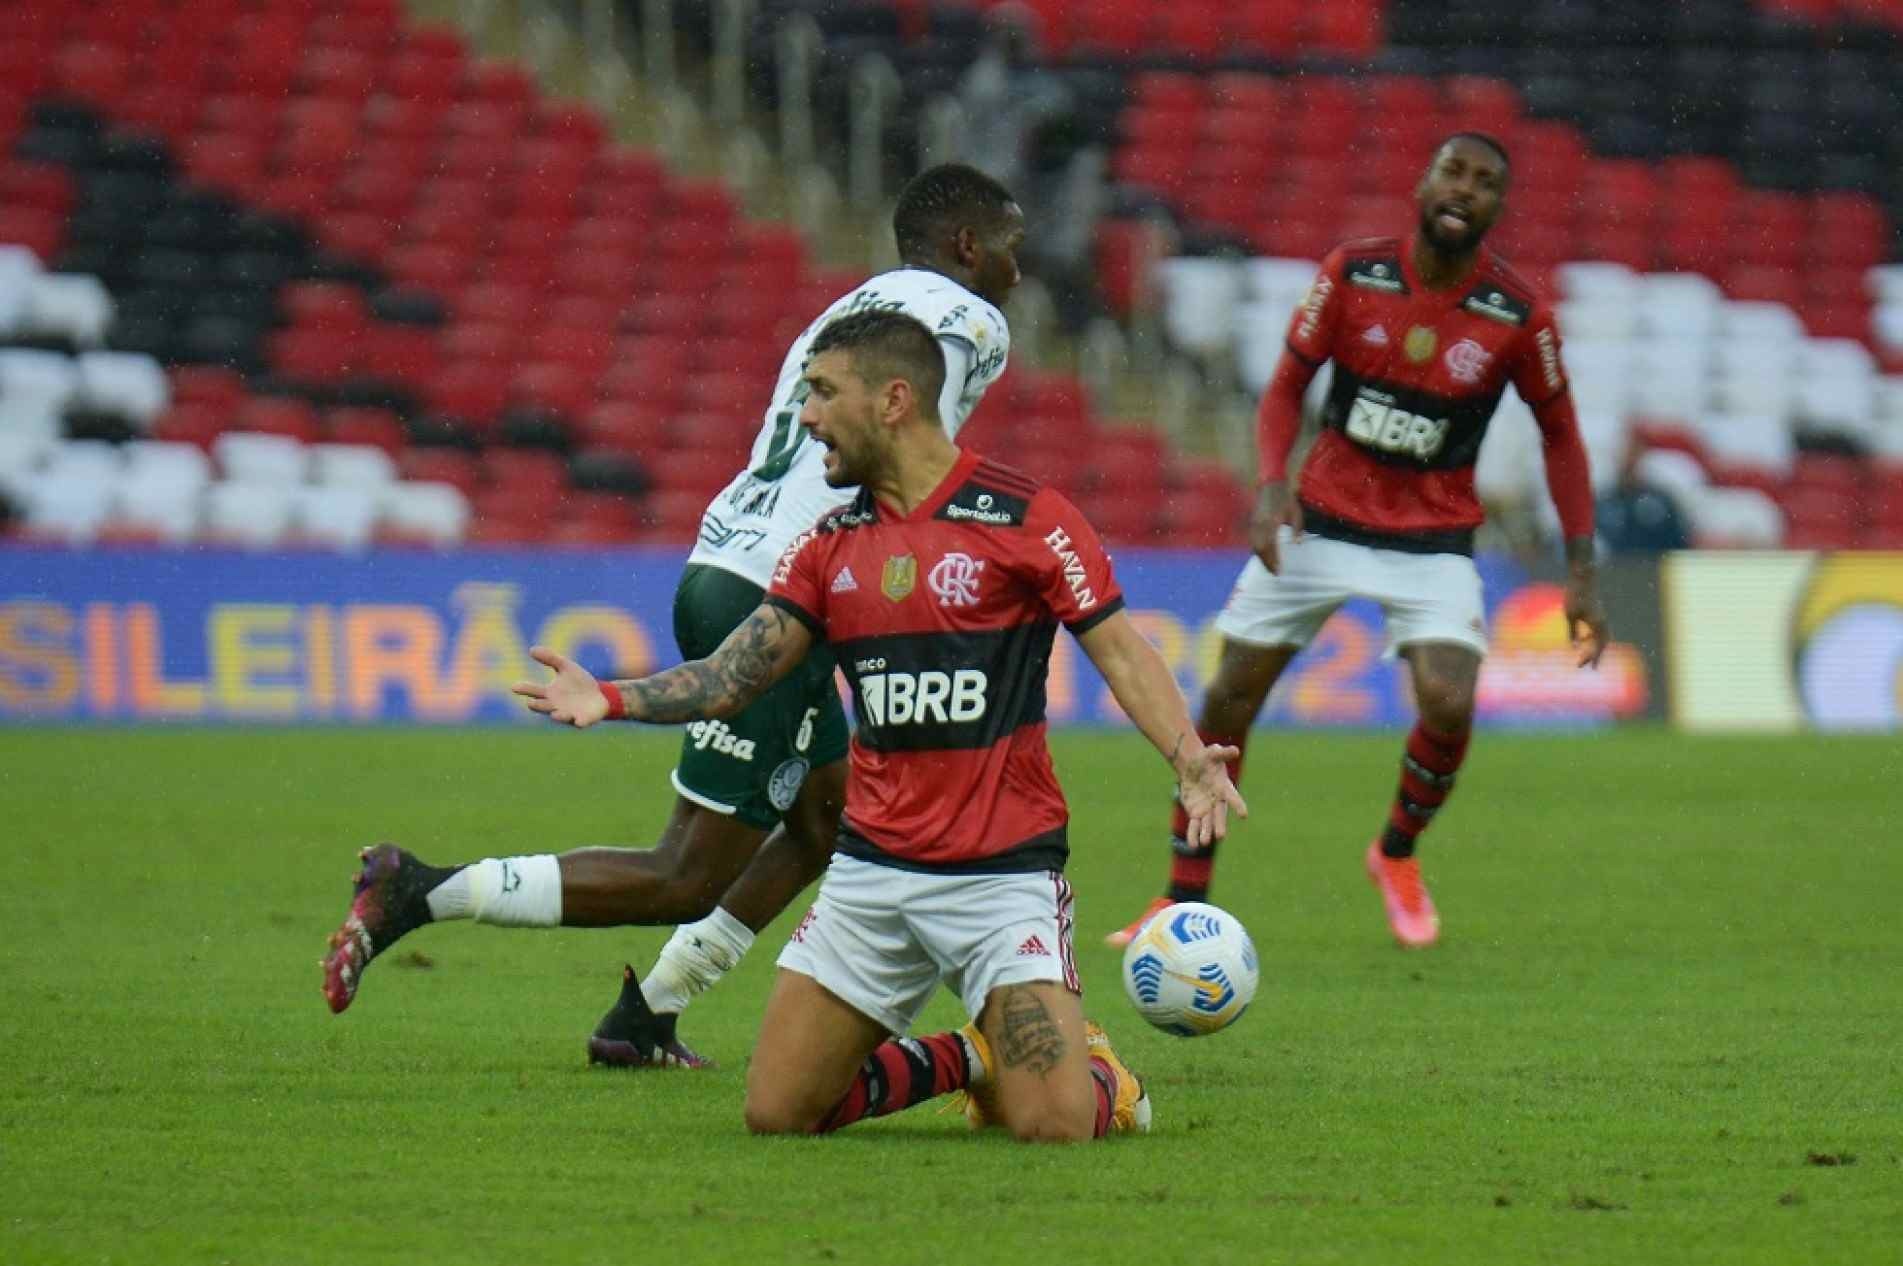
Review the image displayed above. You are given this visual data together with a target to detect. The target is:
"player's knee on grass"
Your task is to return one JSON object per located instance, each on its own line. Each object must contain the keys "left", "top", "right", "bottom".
{"left": 995, "top": 1076, "right": 1098, "bottom": 1143}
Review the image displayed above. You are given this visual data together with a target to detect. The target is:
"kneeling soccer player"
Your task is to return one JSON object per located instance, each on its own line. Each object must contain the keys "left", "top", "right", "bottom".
{"left": 514, "top": 310, "right": 1245, "bottom": 1137}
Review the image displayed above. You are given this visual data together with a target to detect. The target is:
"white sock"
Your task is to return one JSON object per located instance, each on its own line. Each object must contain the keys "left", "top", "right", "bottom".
{"left": 958, "top": 1030, "right": 988, "bottom": 1086}
{"left": 642, "top": 905, "right": 755, "bottom": 1014}
{"left": 424, "top": 856, "right": 562, "bottom": 927}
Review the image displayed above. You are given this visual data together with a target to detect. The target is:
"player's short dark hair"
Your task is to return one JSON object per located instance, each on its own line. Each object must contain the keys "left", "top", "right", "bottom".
{"left": 892, "top": 163, "right": 1018, "bottom": 262}
{"left": 1437, "top": 131, "right": 1511, "bottom": 176}
{"left": 809, "top": 310, "right": 946, "bottom": 419}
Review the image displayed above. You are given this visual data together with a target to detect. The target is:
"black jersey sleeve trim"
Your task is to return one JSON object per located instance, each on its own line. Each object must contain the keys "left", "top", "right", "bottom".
{"left": 1065, "top": 592, "right": 1126, "bottom": 636}
{"left": 1284, "top": 340, "right": 1324, "bottom": 368}
{"left": 764, "top": 594, "right": 824, "bottom": 638}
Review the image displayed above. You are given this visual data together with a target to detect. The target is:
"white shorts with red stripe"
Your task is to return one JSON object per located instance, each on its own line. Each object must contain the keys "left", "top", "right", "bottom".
{"left": 776, "top": 854, "right": 1079, "bottom": 1035}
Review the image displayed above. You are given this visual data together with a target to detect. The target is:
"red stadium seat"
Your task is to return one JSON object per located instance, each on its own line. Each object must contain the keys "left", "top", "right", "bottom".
{"left": 400, "top": 449, "right": 485, "bottom": 498}
{"left": 327, "top": 408, "right": 405, "bottom": 455}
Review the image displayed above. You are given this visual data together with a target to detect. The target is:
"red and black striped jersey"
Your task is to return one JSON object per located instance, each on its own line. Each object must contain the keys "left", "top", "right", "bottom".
{"left": 1273, "top": 234, "right": 1572, "bottom": 553}
{"left": 766, "top": 447, "right": 1123, "bottom": 873}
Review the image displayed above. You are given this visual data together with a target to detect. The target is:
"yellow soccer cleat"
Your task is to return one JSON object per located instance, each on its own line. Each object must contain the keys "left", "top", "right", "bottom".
{"left": 1085, "top": 1021, "right": 1153, "bottom": 1134}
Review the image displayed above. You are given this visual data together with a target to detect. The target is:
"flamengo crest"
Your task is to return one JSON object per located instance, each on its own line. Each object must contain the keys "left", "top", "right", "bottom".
{"left": 927, "top": 552, "right": 987, "bottom": 607}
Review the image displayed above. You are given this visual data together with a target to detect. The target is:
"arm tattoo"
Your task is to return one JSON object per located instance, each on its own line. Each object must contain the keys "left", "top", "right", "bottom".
{"left": 622, "top": 607, "right": 793, "bottom": 724}
{"left": 995, "top": 986, "right": 1066, "bottom": 1076}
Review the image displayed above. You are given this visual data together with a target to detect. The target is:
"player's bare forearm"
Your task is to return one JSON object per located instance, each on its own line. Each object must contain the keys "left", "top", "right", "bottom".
{"left": 1079, "top": 611, "right": 1247, "bottom": 845}
{"left": 1077, "top": 612, "right": 1194, "bottom": 766}
{"left": 610, "top": 604, "right": 811, "bottom": 723}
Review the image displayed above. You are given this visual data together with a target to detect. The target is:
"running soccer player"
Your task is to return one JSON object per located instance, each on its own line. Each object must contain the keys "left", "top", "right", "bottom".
{"left": 1106, "top": 132, "right": 1608, "bottom": 951}
{"left": 516, "top": 310, "right": 1245, "bottom": 1139}
{"left": 321, "top": 167, "right": 1024, "bottom": 1060}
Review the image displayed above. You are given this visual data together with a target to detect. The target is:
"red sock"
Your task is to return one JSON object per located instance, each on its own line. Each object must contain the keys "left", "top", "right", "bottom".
{"left": 1380, "top": 722, "right": 1471, "bottom": 858}
{"left": 812, "top": 1031, "right": 972, "bottom": 1134}
{"left": 1166, "top": 729, "right": 1247, "bottom": 901}
{"left": 1089, "top": 1058, "right": 1116, "bottom": 1138}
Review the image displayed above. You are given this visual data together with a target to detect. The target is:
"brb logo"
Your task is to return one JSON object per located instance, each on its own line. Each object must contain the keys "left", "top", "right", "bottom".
{"left": 927, "top": 552, "right": 986, "bottom": 607}
{"left": 1345, "top": 391, "right": 1448, "bottom": 462}
{"left": 853, "top": 658, "right": 989, "bottom": 727}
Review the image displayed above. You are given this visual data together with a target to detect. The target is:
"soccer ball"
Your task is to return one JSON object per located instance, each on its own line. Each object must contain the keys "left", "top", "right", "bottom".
{"left": 1120, "top": 901, "right": 1259, "bottom": 1037}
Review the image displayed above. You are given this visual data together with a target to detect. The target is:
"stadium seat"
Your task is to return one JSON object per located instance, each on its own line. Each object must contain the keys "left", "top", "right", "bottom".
{"left": 309, "top": 442, "right": 398, "bottom": 490}
{"left": 202, "top": 480, "right": 297, "bottom": 548}
{"left": 74, "top": 351, "right": 170, "bottom": 428}
{"left": 215, "top": 431, "right": 309, "bottom": 485}
{"left": 293, "top": 484, "right": 380, "bottom": 551}
{"left": 378, "top": 480, "right": 471, "bottom": 546}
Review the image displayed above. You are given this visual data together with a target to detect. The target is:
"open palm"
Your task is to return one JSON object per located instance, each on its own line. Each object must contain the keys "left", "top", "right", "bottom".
{"left": 511, "top": 646, "right": 612, "bottom": 727}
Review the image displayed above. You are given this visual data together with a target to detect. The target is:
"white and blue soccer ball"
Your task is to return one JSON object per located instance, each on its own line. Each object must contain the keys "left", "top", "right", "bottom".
{"left": 1120, "top": 901, "right": 1259, "bottom": 1037}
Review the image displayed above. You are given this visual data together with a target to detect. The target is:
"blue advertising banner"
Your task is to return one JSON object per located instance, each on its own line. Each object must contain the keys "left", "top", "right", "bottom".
{"left": 0, "top": 545, "right": 1648, "bottom": 727}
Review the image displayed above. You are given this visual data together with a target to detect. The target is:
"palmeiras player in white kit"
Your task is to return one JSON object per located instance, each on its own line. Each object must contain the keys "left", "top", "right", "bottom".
{"left": 1106, "top": 133, "right": 1609, "bottom": 950}
{"left": 321, "top": 167, "right": 1026, "bottom": 1066}
{"left": 515, "top": 309, "right": 1245, "bottom": 1138}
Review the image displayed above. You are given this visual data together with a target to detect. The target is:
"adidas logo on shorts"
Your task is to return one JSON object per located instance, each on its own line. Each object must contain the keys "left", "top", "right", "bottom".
{"left": 1015, "top": 934, "right": 1052, "bottom": 958}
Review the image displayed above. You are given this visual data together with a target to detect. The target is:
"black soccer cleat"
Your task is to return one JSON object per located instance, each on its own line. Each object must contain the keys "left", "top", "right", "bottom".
{"left": 322, "top": 843, "right": 439, "bottom": 1014}
{"left": 587, "top": 965, "right": 714, "bottom": 1069}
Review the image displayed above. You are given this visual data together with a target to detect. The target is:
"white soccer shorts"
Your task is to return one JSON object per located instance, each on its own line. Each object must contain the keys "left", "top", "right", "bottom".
{"left": 776, "top": 854, "right": 1080, "bottom": 1035}
{"left": 1213, "top": 527, "right": 1489, "bottom": 657}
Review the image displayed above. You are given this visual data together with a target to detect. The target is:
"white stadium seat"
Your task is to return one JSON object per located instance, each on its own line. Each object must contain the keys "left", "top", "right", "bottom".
{"left": 1633, "top": 447, "right": 1708, "bottom": 504}
{"left": 23, "top": 273, "right": 114, "bottom": 347}
{"left": 75, "top": 351, "right": 170, "bottom": 427}
{"left": 294, "top": 485, "right": 380, "bottom": 551}
{"left": 309, "top": 442, "right": 397, "bottom": 490}
{"left": 1634, "top": 272, "right": 1722, "bottom": 340}
{"left": 1557, "top": 338, "right": 1635, "bottom": 417}
{"left": 1794, "top": 339, "right": 1877, "bottom": 439}
{"left": 1717, "top": 301, "right": 1804, "bottom": 343}
{"left": 201, "top": 481, "right": 296, "bottom": 548}
{"left": 44, "top": 438, "right": 125, "bottom": 485}
{"left": 1233, "top": 299, "right": 1293, "bottom": 395}
{"left": 0, "top": 245, "right": 41, "bottom": 338}
{"left": 1241, "top": 257, "right": 1319, "bottom": 302}
{"left": 379, "top": 481, "right": 470, "bottom": 546}
{"left": 1575, "top": 409, "right": 1632, "bottom": 494}
{"left": 1875, "top": 302, "right": 1903, "bottom": 354}
{"left": 1474, "top": 394, "right": 1541, "bottom": 505}
{"left": 1556, "top": 297, "right": 1638, "bottom": 342}
{"left": 112, "top": 478, "right": 201, "bottom": 544}
{"left": 1684, "top": 485, "right": 1785, "bottom": 548}
{"left": 122, "top": 440, "right": 213, "bottom": 493}
{"left": 1157, "top": 257, "right": 1244, "bottom": 357}
{"left": 214, "top": 431, "right": 308, "bottom": 485}
{"left": 1694, "top": 412, "right": 1795, "bottom": 476}
{"left": 0, "top": 347, "right": 81, "bottom": 413}
{"left": 21, "top": 468, "right": 117, "bottom": 543}
{"left": 1554, "top": 261, "right": 1639, "bottom": 304}
{"left": 1867, "top": 264, "right": 1903, "bottom": 306}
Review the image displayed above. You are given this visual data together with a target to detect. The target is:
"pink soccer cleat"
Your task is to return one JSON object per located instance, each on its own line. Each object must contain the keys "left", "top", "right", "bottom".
{"left": 1365, "top": 841, "right": 1440, "bottom": 948}
{"left": 321, "top": 844, "right": 436, "bottom": 1014}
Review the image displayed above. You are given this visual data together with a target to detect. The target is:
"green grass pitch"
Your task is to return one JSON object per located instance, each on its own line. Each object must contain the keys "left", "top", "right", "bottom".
{"left": 2, "top": 726, "right": 1898, "bottom": 1265}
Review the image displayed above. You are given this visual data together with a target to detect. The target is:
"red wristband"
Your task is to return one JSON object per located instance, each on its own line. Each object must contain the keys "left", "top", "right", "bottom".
{"left": 598, "top": 680, "right": 626, "bottom": 720}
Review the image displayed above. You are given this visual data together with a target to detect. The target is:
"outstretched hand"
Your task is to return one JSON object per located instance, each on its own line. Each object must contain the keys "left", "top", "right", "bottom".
{"left": 511, "top": 646, "right": 613, "bottom": 727}
{"left": 1565, "top": 575, "right": 1610, "bottom": 669}
{"left": 1176, "top": 742, "right": 1248, "bottom": 849}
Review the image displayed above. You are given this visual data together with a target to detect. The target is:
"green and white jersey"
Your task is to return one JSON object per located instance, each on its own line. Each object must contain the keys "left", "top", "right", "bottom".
{"left": 682, "top": 268, "right": 1010, "bottom": 589}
